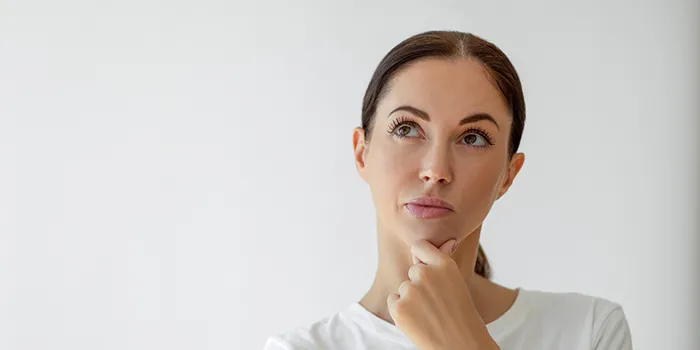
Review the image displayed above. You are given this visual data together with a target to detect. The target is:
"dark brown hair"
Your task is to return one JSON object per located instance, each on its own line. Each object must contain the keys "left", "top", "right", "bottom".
{"left": 360, "top": 30, "right": 526, "bottom": 280}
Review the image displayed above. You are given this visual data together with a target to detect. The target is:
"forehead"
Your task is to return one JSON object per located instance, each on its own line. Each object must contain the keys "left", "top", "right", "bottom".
{"left": 380, "top": 58, "right": 511, "bottom": 123}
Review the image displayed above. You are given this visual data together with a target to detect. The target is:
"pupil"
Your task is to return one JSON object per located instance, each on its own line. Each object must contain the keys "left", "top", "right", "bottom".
{"left": 465, "top": 134, "right": 477, "bottom": 144}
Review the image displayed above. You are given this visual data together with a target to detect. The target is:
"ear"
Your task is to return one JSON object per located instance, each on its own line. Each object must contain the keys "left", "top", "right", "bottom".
{"left": 352, "top": 127, "right": 369, "bottom": 182}
{"left": 496, "top": 152, "right": 525, "bottom": 200}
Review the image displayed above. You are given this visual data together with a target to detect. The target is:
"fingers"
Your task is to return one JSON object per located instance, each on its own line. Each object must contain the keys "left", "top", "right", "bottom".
{"left": 412, "top": 255, "right": 422, "bottom": 265}
{"left": 387, "top": 291, "right": 410, "bottom": 325}
{"left": 438, "top": 239, "right": 457, "bottom": 256}
{"left": 398, "top": 280, "right": 415, "bottom": 297}
{"left": 392, "top": 240, "right": 458, "bottom": 308}
{"left": 387, "top": 292, "right": 400, "bottom": 307}
{"left": 410, "top": 239, "right": 456, "bottom": 266}
{"left": 391, "top": 240, "right": 458, "bottom": 317}
{"left": 408, "top": 262, "right": 428, "bottom": 282}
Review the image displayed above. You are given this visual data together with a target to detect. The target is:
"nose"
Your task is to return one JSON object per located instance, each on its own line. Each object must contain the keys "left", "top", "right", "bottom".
{"left": 419, "top": 144, "right": 453, "bottom": 185}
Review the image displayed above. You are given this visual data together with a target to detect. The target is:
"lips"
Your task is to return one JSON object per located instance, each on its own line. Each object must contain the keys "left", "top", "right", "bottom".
{"left": 404, "top": 196, "right": 454, "bottom": 219}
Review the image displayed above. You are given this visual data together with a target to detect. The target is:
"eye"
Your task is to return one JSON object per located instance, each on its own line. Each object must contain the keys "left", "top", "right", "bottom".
{"left": 460, "top": 129, "right": 493, "bottom": 147}
{"left": 387, "top": 117, "right": 422, "bottom": 139}
{"left": 394, "top": 123, "right": 420, "bottom": 138}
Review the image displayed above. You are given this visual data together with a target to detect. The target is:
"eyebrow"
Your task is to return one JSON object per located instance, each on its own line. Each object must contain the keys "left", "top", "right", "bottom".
{"left": 389, "top": 105, "right": 500, "bottom": 130}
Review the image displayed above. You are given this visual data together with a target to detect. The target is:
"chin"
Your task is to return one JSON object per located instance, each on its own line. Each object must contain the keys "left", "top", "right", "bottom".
{"left": 396, "top": 219, "right": 459, "bottom": 247}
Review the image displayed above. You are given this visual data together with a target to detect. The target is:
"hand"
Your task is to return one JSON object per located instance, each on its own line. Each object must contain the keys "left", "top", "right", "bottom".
{"left": 388, "top": 239, "right": 499, "bottom": 350}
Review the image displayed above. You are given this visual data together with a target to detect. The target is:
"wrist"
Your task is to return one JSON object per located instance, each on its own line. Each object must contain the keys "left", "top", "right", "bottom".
{"left": 483, "top": 336, "right": 500, "bottom": 350}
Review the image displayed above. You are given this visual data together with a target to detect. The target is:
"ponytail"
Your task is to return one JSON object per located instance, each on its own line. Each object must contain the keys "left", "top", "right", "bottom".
{"left": 474, "top": 244, "right": 492, "bottom": 279}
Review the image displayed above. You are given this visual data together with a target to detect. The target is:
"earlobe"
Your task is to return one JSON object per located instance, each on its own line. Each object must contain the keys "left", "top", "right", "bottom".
{"left": 352, "top": 127, "right": 368, "bottom": 180}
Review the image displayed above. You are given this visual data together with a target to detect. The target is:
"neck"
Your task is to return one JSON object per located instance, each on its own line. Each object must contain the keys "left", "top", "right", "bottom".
{"left": 359, "top": 223, "right": 514, "bottom": 326}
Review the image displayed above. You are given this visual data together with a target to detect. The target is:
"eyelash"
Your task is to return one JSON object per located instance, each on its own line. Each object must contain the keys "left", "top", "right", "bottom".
{"left": 386, "top": 116, "right": 416, "bottom": 135}
{"left": 386, "top": 116, "right": 495, "bottom": 146}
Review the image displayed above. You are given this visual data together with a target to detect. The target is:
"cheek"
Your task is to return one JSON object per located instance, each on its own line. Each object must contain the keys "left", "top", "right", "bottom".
{"left": 455, "top": 159, "right": 505, "bottom": 214}
{"left": 366, "top": 141, "right": 418, "bottom": 204}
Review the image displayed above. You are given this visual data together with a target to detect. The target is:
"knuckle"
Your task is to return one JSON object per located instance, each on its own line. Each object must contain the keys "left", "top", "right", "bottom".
{"left": 398, "top": 280, "right": 417, "bottom": 297}
{"left": 410, "top": 264, "right": 428, "bottom": 279}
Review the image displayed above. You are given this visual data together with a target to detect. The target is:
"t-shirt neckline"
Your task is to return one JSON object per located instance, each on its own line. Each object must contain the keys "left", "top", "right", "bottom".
{"left": 345, "top": 287, "right": 530, "bottom": 345}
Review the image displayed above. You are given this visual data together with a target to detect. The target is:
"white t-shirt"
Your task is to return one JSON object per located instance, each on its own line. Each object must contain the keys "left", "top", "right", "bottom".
{"left": 263, "top": 288, "right": 633, "bottom": 350}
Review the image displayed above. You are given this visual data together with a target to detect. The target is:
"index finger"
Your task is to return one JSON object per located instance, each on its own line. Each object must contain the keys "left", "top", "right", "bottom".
{"left": 410, "top": 239, "right": 455, "bottom": 266}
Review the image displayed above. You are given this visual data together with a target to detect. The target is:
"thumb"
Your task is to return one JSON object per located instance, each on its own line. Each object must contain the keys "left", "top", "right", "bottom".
{"left": 438, "top": 239, "right": 457, "bottom": 257}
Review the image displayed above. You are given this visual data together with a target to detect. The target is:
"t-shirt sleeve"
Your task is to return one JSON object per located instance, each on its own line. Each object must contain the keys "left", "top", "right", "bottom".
{"left": 593, "top": 307, "right": 633, "bottom": 350}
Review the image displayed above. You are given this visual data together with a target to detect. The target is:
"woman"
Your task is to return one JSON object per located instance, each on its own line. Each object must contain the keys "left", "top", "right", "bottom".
{"left": 264, "top": 30, "right": 632, "bottom": 350}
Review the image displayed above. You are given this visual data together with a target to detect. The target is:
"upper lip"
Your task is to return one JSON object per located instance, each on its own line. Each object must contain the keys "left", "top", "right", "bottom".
{"left": 406, "top": 195, "right": 454, "bottom": 210}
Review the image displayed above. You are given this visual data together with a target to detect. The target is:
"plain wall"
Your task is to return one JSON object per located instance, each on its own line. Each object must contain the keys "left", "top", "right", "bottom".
{"left": 1, "top": 0, "right": 698, "bottom": 349}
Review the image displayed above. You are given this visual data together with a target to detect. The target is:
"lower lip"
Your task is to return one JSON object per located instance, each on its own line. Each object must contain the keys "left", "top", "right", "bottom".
{"left": 404, "top": 204, "right": 452, "bottom": 219}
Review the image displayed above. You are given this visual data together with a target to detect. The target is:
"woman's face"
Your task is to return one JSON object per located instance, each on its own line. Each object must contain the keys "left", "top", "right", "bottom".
{"left": 353, "top": 58, "right": 524, "bottom": 247}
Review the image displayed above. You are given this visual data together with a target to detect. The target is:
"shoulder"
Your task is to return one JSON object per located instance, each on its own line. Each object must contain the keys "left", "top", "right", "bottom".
{"left": 518, "top": 289, "right": 632, "bottom": 349}
{"left": 262, "top": 307, "right": 358, "bottom": 350}
{"left": 523, "top": 289, "right": 622, "bottom": 318}
{"left": 262, "top": 316, "right": 334, "bottom": 350}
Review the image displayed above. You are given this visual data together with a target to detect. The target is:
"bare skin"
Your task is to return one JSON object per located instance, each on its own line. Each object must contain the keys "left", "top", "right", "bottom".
{"left": 359, "top": 226, "right": 519, "bottom": 326}
{"left": 352, "top": 57, "right": 525, "bottom": 348}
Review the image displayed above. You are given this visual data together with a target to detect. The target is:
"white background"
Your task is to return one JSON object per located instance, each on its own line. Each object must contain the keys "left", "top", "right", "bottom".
{"left": 1, "top": 1, "right": 698, "bottom": 349}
